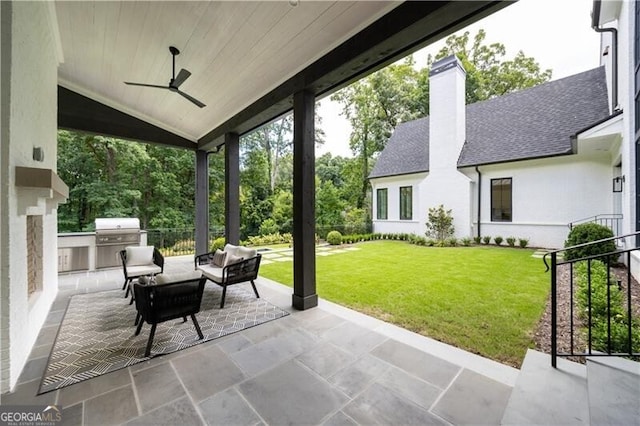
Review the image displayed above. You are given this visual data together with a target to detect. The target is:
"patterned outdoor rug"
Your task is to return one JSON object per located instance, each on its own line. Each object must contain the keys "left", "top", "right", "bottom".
{"left": 39, "top": 285, "right": 289, "bottom": 394}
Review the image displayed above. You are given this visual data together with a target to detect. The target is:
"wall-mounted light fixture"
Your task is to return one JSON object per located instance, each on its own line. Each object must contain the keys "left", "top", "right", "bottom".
{"left": 613, "top": 175, "right": 625, "bottom": 193}
{"left": 32, "top": 147, "right": 44, "bottom": 162}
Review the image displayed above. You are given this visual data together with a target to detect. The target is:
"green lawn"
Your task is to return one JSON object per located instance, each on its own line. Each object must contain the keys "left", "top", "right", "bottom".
{"left": 259, "top": 240, "right": 549, "bottom": 367}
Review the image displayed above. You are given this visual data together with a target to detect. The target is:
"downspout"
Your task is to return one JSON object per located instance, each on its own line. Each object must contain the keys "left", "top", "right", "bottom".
{"left": 475, "top": 166, "right": 482, "bottom": 239}
{"left": 592, "top": 0, "right": 619, "bottom": 110}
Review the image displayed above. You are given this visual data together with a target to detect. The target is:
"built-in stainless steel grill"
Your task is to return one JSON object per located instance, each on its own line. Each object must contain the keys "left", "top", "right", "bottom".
{"left": 95, "top": 218, "right": 141, "bottom": 268}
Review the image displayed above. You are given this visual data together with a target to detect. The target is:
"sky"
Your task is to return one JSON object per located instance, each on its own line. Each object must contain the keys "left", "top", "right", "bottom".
{"left": 316, "top": 0, "right": 602, "bottom": 158}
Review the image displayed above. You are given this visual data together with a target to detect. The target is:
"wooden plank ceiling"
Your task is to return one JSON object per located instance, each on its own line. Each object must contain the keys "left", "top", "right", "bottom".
{"left": 55, "top": 1, "right": 400, "bottom": 145}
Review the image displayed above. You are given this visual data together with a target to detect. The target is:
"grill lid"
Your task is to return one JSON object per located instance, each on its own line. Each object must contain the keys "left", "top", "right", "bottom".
{"left": 95, "top": 218, "right": 140, "bottom": 232}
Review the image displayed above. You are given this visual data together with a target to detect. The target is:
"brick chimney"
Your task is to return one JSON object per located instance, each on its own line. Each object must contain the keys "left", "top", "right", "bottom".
{"left": 428, "top": 55, "right": 466, "bottom": 172}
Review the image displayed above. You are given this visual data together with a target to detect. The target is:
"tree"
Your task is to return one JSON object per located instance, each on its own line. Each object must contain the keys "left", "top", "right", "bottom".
{"left": 425, "top": 205, "right": 455, "bottom": 242}
{"left": 332, "top": 29, "right": 551, "bottom": 217}
{"left": 427, "top": 29, "right": 552, "bottom": 104}
{"left": 57, "top": 130, "right": 198, "bottom": 232}
{"left": 316, "top": 179, "right": 345, "bottom": 231}
{"left": 331, "top": 58, "right": 421, "bottom": 208}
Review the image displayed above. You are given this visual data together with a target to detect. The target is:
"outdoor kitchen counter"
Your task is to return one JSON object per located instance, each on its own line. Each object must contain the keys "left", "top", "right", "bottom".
{"left": 58, "top": 231, "right": 148, "bottom": 272}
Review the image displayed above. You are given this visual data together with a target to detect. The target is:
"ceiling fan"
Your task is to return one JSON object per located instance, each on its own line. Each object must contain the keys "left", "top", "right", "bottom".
{"left": 124, "top": 46, "right": 206, "bottom": 108}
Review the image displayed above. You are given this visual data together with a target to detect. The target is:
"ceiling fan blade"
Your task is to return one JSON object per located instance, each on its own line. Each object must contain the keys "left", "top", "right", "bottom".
{"left": 172, "top": 69, "right": 191, "bottom": 88}
{"left": 124, "top": 82, "right": 169, "bottom": 89}
{"left": 177, "top": 89, "right": 206, "bottom": 108}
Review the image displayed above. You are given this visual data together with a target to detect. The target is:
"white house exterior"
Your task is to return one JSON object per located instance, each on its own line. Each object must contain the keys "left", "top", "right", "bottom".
{"left": 591, "top": 0, "right": 640, "bottom": 276}
{"left": 0, "top": 2, "right": 67, "bottom": 392}
{"left": 370, "top": 51, "right": 620, "bottom": 249}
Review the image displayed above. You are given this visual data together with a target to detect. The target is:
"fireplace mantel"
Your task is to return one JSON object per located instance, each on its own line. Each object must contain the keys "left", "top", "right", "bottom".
{"left": 15, "top": 166, "right": 69, "bottom": 214}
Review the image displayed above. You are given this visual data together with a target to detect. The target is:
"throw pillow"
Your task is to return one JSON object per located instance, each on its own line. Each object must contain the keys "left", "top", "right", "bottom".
{"left": 126, "top": 246, "right": 154, "bottom": 267}
{"left": 211, "top": 249, "right": 227, "bottom": 267}
{"left": 225, "top": 254, "right": 244, "bottom": 266}
{"left": 237, "top": 246, "right": 257, "bottom": 259}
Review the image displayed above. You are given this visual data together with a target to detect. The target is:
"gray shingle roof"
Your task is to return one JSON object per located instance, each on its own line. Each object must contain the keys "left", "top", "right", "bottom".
{"left": 368, "top": 66, "right": 610, "bottom": 179}
{"left": 368, "top": 117, "right": 429, "bottom": 178}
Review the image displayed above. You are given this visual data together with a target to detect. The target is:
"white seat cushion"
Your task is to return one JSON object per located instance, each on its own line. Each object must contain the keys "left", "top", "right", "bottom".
{"left": 126, "top": 264, "right": 162, "bottom": 277}
{"left": 126, "top": 246, "right": 154, "bottom": 266}
{"left": 197, "top": 264, "right": 223, "bottom": 282}
{"left": 155, "top": 270, "right": 202, "bottom": 285}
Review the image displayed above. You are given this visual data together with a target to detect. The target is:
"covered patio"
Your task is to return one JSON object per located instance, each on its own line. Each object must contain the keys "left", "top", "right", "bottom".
{"left": 1, "top": 0, "right": 511, "bottom": 394}
{"left": 5, "top": 259, "right": 517, "bottom": 425}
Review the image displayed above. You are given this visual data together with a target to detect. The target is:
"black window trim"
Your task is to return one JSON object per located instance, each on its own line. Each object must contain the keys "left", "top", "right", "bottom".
{"left": 399, "top": 186, "right": 412, "bottom": 220}
{"left": 491, "top": 177, "right": 512, "bottom": 222}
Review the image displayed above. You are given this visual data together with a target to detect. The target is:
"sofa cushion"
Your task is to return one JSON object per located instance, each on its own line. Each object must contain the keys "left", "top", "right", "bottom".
{"left": 211, "top": 249, "right": 227, "bottom": 267}
{"left": 223, "top": 244, "right": 240, "bottom": 258}
{"left": 126, "top": 246, "right": 154, "bottom": 267}
{"left": 126, "top": 264, "right": 162, "bottom": 277}
{"left": 197, "top": 263, "right": 223, "bottom": 282}
{"left": 237, "top": 246, "right": 257, "bottom": 259}
{"left": 155, "top": 270, "right": 202, "bottom": 285}
{"left": 225, "top": 254, "right": 244, "bottom": 266}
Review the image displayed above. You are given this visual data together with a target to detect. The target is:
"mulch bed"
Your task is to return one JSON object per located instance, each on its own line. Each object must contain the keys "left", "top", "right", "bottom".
{"left": 533, "top": 263, "right": 640, "bottom": 362}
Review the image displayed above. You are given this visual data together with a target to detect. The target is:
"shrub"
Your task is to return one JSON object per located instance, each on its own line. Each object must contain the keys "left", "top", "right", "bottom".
{"left": 482, "top": 236, "right": 491, "bottom": 245}
{"left": 518, "top": 238, "right": 529, "bottom": 248}
{"left": 326, "top": 231, "right": 342, "bottom": 245}
{"left": 575, "top": 261, "right": 622, "bottom": 318}
{"left": 494, "top": 236, "right": 503, "bottom": 246}
{"left": 564, "top": 223, "right": 616, "bottom": 261}
{"left": 575, "top": 260, "right": 640, "bottom": 354}
{"left": 473, "top": 236, "right": 482, "bottom": 245}
{"left": 425, "top": 205, "right": 455, "bottom": 243}
{"left": 246, "top": 232, "right": 292, "bottom": 246}
{"left": 409, "top": 235, "right": 430, "bottom": 246}
{"left": 259, "top": 218, "right": 280, "bottom": 236}
{"left": 211, "top": 237, "right": 226, "bottom": 252}
{"left": 446, "top": 237, "right": 458, "bottom": 247}
{"left": 506, "top": 237, "right": 516, "bottom": 247}
{"left": 461, "top": 237, "right": 472, "bottom": 247}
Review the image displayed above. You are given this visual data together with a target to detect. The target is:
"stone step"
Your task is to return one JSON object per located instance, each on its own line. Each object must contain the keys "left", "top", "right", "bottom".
{"left": 501, "top": 349, "right": 589, "bottom": 425}
{"left": 531, "top": 250, "right": 550, "bottom": 259}
{"left": 587, "top": 356, "right": 640, "bottom": 425}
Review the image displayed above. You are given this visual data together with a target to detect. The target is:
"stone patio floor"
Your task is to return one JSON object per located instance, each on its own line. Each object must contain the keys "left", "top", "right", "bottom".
{"left": 2, "top": 255, "right": 520, "bottom": 425}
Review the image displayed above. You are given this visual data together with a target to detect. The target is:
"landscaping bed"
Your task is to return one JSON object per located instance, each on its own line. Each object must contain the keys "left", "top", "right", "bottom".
{"left": 533, "top": 263, "right": 640, "bottom": 361}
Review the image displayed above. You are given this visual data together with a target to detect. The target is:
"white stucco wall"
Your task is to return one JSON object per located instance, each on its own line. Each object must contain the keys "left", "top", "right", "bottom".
{"left": 373, "top": 151, "right": 614, "bottom": 249}
{"left": 371, "top": 170, "right": 473, "bottom": 239}
{"left": 0, "top": 1, "right": 60, "bottom": 392}
{"left": 466, "top": 153, "right": 614, "bottom": 249}
{"left": 596, "top": 1, "right": 637, "bottom": 258}
{"left": 371, "top": 173, "right": 426, "bottom": 235}
{"left": 618, "top": 1, "right": 636, "bottom": 244}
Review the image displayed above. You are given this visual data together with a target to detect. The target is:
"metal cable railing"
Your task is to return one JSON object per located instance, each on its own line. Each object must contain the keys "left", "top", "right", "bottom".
{"left": 568, "top": 214, "right": 623, "bottom": 236}
{"left": 146, "top": 227, "right": 225, "bottom": 256}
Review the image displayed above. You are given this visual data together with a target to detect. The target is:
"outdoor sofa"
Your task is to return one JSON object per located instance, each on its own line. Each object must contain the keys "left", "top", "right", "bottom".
{"left": 194, "top": 244, "right": 262, "bottom": 308}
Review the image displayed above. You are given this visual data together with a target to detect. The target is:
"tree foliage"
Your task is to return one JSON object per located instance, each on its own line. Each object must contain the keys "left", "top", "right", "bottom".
{"left": 427, "top": 29, "right": 552, "bottom": 104}
{"left": 332, "top": 29, "right": 552, "bottom": 214}
{"left": 57, "top": 131, "right": 198, "bottom": 231}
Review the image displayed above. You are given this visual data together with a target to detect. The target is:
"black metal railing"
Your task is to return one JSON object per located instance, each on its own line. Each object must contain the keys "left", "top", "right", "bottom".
{"left": 146, "top": 227, "right": 224, "bottom": 256}
{"left": 569, "top": 214, "right": 623, "bottom": 236}
{"left": 543, "top": 232, "right": 640, "bottom": 367}
{"left": 146, "top": 223, "right": 372, "bottom": 256}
